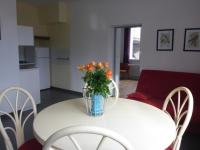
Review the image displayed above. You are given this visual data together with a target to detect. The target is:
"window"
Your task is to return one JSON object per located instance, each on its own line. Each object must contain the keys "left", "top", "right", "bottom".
{"left": 129, "top": 26, "right": 141, "bottom": 60}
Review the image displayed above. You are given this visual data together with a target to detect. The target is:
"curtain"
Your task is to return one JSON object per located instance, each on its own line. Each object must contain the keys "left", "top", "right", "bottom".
{"left": 123, "top": 28, "right": 130, "bottom": 64}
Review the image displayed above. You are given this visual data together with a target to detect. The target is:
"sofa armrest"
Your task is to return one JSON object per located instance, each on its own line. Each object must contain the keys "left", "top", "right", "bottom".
{"left": 127, "top": 92, "right": 163, "bottom": 108}
{"left": 127, "top": 92, "right": 149, "bottom": 101}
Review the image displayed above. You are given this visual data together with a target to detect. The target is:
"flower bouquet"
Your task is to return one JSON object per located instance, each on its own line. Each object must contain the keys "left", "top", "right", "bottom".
{"left": 78, "top": 61, "right": 112, "bottom": 116}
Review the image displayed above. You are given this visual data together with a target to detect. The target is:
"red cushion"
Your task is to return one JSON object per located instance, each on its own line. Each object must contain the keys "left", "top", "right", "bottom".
{"left": 127, "top": 92, "right": 163, "bottom": 108}
{"left": 128, "top": 69, "right": 200, "bottom": 134}
{"left": 18, "top": 139, "right": 42, "bottom": 150}
{"left": 187, "top": 108, "right": 200, "bottom": 134}
{"left": 144, "top": 97, "right": 163, "bottom": 108}
{"left": 165, "top": 145, "right": 173, "bottom": 150}
{"left": 136, "top": 70, "right": 200, "bottom": 103}
{"left": 127, "top": 92, "right": 149, "bottom": 101}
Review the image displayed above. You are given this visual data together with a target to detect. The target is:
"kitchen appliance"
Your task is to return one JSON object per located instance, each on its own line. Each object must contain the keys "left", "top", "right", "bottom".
{"left": 19, "top": 46, "right": 36, "bottom": 69}
{"left": 35, "top": 47, "right": 50, "bottom": 90}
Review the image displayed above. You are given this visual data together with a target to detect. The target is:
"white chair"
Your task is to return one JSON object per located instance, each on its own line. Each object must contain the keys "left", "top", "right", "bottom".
{"left": 0, "top": 86, "right": 42, "bottom": 150}
{"left": 107, "top": 79, "right": 119, "bottom": 98}
{"left": 162, "top": 87, "right": 193, "bottom": 150}
{"left": 43, "top": 125, "right": 134, "bottom": 150}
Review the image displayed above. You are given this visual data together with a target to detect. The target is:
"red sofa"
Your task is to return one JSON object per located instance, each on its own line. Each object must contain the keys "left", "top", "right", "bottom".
{"left": 127, "top": 69, "right": 200, "bottom": 133}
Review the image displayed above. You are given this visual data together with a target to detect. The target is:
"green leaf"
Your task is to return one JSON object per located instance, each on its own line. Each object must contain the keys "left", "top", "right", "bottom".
{"left": 81, "top": 68, "right": 111, "bottom": 98}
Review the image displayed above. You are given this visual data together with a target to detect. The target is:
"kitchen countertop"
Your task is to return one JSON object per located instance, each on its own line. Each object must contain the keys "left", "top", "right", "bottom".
{"left": 20, "top": 68, "right": 39, "bottom": 71}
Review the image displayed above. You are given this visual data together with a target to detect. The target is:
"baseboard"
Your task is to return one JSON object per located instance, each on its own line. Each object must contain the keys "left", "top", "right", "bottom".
{"left": 50, "top": 86, "right": 82, "bottom": 96}
{"left": 40, "top": 88, "right": 51, "bottom": 91}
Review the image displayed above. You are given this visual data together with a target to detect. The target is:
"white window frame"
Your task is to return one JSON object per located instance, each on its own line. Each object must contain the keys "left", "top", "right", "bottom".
{"left": 129, "top": 26, "right": 142, "bottom": 60}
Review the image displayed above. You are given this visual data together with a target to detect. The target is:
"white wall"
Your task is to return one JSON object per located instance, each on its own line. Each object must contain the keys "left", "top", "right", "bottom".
{"left": 0, "top": 0, "right": 19, "bottom": 90}
{"left": 69, "top": 0, "right": 200, "bottom": 92}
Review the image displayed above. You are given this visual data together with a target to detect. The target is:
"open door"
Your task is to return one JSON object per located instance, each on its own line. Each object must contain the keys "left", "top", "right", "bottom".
{"left": 113, "top": 25, "right": 142, "bottom": 98}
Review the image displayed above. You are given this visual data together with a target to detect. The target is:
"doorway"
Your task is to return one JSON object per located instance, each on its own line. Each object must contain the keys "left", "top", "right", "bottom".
{"left": 113, "top": 25, "right": 142, "bottom": 98}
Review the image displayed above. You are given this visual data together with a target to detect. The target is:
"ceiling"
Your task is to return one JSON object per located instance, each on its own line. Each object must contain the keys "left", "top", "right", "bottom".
{"left": 17, "top": 0, "right": 69, "bottom": 4}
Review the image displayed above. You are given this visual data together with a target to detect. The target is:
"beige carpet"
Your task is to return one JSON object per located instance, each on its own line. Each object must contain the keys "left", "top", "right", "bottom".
{"left": 119, "top": 80, "right": 138, "bottom": 98}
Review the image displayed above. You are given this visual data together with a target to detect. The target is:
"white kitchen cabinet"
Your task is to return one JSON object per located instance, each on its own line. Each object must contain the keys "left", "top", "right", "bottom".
{"left": 18, "top": 25, "right": 34, "bottom": 46}
{"left": 19, "top": 68, "right": 41, "bottom": 105}
{"left": 51, "top": 48, "right": 70, "bottom": 89}
{"left": 0, "top": 68, "right": 41, "bottom": 113}
{"left": 35, "top": 47, "right": 50, "bottom": 90}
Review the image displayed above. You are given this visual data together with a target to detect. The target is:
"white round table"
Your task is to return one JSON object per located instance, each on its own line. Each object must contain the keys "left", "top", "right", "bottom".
{"left": 33, "top": 98, "right": 176, "bottom": 150}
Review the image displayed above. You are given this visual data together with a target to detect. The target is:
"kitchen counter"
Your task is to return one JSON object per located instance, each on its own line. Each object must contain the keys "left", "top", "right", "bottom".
{"left": 20, "top": 67, "right": 39, "bottom": 71}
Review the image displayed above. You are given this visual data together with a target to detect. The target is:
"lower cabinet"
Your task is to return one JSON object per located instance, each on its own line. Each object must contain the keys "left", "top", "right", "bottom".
{"left": 19, "top": 68, "right": 41, "bottom": 105}
{"left": 0, "top": 68, "right": 41, "bottom": 113}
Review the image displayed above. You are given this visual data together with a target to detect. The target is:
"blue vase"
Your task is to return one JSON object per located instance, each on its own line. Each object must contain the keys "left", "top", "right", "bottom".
{"left": 91, "top": 94, "right": 104, "bottom": 116}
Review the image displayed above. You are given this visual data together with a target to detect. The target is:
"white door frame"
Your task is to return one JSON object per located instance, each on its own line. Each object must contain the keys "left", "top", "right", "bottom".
{"left": 112, "top": 24, "right": 142, "bottom": 84}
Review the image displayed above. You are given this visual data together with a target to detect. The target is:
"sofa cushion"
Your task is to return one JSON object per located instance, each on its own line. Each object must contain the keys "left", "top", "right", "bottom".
{"left": 128, "top": 92, "right": 163, "bottom": 108}
{"left": 165, "top": 144, "right": 173, "bottom": 150}
{"left": 136, "top": 70, "right": 200, "bottom": 104}
{"left": 128, "top": 69, "right": 200, "bottom": 134}
{"left": 127, "top": 92, "right": 149, "bottom": 101}
{"left": 187, "top": 107, "right": 200, "bottom": 133}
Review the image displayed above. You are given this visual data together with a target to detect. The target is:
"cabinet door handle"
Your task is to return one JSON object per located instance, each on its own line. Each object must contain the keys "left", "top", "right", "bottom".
{"left": 56, "top": 57, "right": 69, "bottom": 60}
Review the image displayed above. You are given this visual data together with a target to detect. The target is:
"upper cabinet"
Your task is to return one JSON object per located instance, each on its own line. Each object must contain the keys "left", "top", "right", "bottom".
{"left": 38, "top": 1, "right": 69, "bottom": 24}
{"left": 18, "top": 25, "right": 34, "bottom": 46}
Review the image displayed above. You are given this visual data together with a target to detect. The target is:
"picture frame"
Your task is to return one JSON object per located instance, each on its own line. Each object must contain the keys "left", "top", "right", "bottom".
{"left": 0, "top": 19, "right": 1, "bottom": 40}
{"left": 183, "top": 28, "right": 200, "bottom": 52}
{"left": 156, "top": 29, "right": 174, "bottom": 51}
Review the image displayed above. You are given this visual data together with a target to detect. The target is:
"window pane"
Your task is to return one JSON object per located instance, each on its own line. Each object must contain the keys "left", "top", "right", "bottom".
{"left": 129, "top": 27, "right": 141, "bottom": 60}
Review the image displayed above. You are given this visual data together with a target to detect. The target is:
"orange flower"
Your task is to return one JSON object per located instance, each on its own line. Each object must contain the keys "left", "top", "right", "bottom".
{"left": 86, "top": 64, "right": 94, "bottom": 71}
{"left": 77, "top": 65, "right": 85, "bottom": 71}
{"left": 97, "top": 62, "right": 103, "bottom": 69}
{"left": 106, "top": 70, "right": 112, "bottom": 79}
{"left": 103, "top": 62, "right": 109, "bottom": 68}
{"left": 91, "top": 61, "right": 96, "bottom": 66}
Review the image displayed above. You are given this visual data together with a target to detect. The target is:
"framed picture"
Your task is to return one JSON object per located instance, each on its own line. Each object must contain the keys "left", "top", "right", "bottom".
{"left": 184, "top": 28, "right": 200, "bottom": 52}
{"left": 156, "top": 29, "right": 174, "bottom": 51}
{"left": 0, "top": 19, "right": 1, "bottom": 40}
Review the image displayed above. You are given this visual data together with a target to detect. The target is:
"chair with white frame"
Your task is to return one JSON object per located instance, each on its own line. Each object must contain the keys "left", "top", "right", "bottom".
{"left": 107, "top": 79, "right": 119, "bottom": 99}
{"left": 0, "top": 86, "right": 42, "bottom": 150}
{"left": 162, "top": 86, "right": 193, "bottom": 150}
{"left": 43, "top": 125, "right": 134, "bottom": 150}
